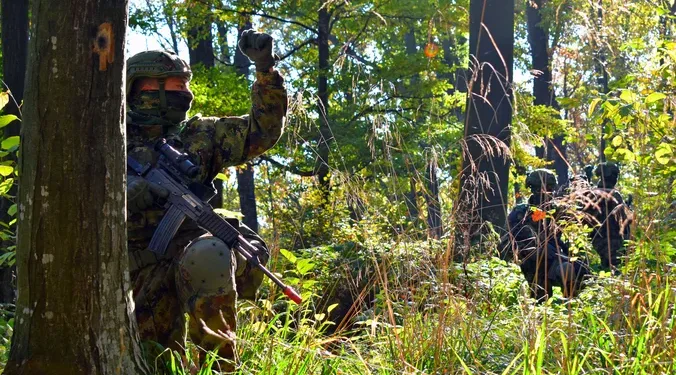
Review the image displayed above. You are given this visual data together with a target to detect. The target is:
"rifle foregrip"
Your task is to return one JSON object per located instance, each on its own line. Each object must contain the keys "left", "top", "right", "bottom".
{"left": 196, "top": 210, "right": 240, "bottom": 247}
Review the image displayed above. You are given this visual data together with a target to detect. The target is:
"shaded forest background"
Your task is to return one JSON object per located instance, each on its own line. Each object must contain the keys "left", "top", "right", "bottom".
{"left": 0, "top": 0, "right": 674, "bottom": 374}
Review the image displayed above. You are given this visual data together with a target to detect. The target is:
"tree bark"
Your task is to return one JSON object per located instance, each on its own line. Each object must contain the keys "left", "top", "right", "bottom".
{"left": 187, "top": 20, "right": 215, "bottom": 68}
{"left": 526, "top": 0, "right": 568, "bottom": 186}
{"left": 216, "top": 21, "right": 231, "bottom": 65}
{"left": 5, "top": 1, "right": 147, "bottom": 374}
{"left": 425, "top": 160, "right": 442, "bottom": 239}
{"left": 234, "top": 17, "right": 259, "bottom": 232}
{"left": 459, "top": 0, "right": 515, "bottom": 237}
{"left": 315, "top": 7, "right": 331, "bottom": 201}
{"left": 0, "top": 0, "right": 28, "bottom": 304}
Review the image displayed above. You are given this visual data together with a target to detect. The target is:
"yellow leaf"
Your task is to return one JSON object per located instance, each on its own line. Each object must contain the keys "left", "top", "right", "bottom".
{"left": 0, "top": 92, "right": 8, "bottom": 109}
{"left": 611, "top": 135, "right": 623, "bottom": 147}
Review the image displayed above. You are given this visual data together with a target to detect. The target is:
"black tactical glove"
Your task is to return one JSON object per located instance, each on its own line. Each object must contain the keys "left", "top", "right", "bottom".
{"left": 127, "top": 175, "right": 169, "bottom": 213}
{"left": 238, "top": 29, "right": 279, "bottom": 72}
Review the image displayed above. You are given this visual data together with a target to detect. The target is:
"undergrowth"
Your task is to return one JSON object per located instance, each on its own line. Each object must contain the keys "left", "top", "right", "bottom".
{"left": 137, "top": 238, "right": 676, "bottom": 375}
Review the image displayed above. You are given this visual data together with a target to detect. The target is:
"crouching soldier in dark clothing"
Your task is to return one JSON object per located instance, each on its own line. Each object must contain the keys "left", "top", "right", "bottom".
{"left": 501, "top": 170, "right": 589, "bottom": 301}
{"left": 125, "top": 30, "right": 287, "bottom": 369}
{"left": 577, "top": 162, "right": 632, "bottom": 270}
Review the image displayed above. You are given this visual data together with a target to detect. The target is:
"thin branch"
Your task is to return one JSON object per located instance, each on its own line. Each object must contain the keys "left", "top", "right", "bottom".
{"left": 278, "top": 38, "right": 317, "bottom": 60}
{"left": 205, "top": 2, "right": 318, "bottom": 34}
{"left": 260, "top": 155, "right": 317, "bottom": 176}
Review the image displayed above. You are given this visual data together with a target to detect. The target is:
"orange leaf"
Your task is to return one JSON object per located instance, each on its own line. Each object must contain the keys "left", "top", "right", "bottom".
{"left": 424, "top": 43, "right": 439, "bottom": 58}
{"left": 531, "top": 209, "right": 546, "bottom": 222}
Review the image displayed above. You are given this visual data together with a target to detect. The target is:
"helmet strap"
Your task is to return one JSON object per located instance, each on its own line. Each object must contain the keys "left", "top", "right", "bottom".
{"left": 158, "top": 78, "right": 168, "bottom": 116}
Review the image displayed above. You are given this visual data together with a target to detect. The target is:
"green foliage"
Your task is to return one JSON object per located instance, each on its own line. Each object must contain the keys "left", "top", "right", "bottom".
{"left": 189, "top": 65, "right": 251, "bottom": 118}
{"left": 0, "top": 92, "right": 17, "bottom": 372}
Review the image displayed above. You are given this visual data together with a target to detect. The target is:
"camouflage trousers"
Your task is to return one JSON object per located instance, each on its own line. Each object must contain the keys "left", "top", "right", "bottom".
{"left": 130, "top": 232, "right": 238, "bottom": 368}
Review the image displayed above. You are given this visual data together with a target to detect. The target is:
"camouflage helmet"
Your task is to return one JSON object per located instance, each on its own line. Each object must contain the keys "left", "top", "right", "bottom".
{"left": 525, "top": 169, "right": 557, "bottom": 192}
{"left": 126, "top": 50, "right": 192, "bottom": 95}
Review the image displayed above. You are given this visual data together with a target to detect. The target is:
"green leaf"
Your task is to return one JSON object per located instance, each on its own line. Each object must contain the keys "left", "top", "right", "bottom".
{"left": 0, "top": 251, "right": 15, "bottom": 267}
{"left": 215, "top": 173, "right": 228, "bottom": 181}
{"left": 611, "top": 135, "right": 623, "bottom": 147}
{"left": 7, "top": 204, "right": 17, "bottom": 217}
{"left": 279, "top": 249, "right": 297, "bottom": 264}
{"left": 655, "top": 143, "right": 673, "bottom": 165}
{"left": 327, "top": 303, "right": 339, "bottom": 314}
{"left": 1, "top": 136, "right": 19, "bottom": 151}
{"left": 614, "top": 148, "right": 635, "bottom": 163}
{"left": 588, "top": 98, "right": 602, "bottom": 118}
{"left": 645, "top": 92, "right": 666, "bottom": 104}
{"left": 0, "top": 115, "right": 18, "bottom": 129}
{"left": 0, "top": 178, "right": 14, "bottom": 195}
{"left": 0, "top": 166, "right": 13, "bottom": 177}
{"left": 296, "top": 258, "right": 314, "bottom": 275}
{"left": 619, "top": 90, "right": 638, "bottom": 104}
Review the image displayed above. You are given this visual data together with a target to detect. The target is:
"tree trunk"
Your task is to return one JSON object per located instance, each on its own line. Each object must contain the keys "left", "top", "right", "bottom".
{"left": 236, "top": 163, "right": 258, "bottom": 232}
{"left": 404, "top": 177, "right": 419, "bottom": 225}
{"left": 0, "top": 0, "right": 28, "bottom": 304}
{"left": 186, "top": 8, "right": 218, "bottom": 208}
{"left": 315, "top": 7, "right": 331, "bottom": 201}
{"left": 5, "top": 1, "right": 147, "bottom": 374}
{"left": 216, "top": 21, "right": 231, "bottom": 65}
{"left": 594, "top": 0, "right": 609, "bottom": 162}
{"left": 526, "top": 0, "right": 568, "bottom": 186}
{"left": 233, "top": 18, "right": 259, "bottom": 232}
{"left": 187, "top": 23, "right": 215, "bottom": 68}
{"left": 425, "top": 160, "right": 442, "bottom": 239}
{"left": 459, "top": 0, "right": 514, "bottom": 237}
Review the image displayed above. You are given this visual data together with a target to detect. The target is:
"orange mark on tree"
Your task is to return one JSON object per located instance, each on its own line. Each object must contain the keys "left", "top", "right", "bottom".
{"left": 92, "top": 23, "right": 114, "bottom": 71}
{"left": 424, "top": 43, "right": 439, "bottom": 58}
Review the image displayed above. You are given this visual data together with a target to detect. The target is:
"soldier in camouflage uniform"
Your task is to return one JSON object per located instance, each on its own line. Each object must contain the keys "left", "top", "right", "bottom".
{"left": 501, "top": 170, "right": 589, "bottom": 301}
{"left": 578, "top": 162, "right": 632, "bottom": 270}
{"left": 125, "top": 30, "right": 287, "bottom": 367}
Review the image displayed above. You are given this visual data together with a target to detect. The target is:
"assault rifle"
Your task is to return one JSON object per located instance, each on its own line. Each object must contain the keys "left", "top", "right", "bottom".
{"left": 127, "top": 139, "right": 301, "bottom": 304}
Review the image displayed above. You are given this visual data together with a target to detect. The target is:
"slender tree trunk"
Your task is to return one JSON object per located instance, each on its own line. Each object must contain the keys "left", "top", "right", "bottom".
{"left": 162, "top": 0, "right": 180, "bottom": 54}
{"left": 405, "top": 26, "right": 442, "bottom": 237}
{"left": 186, "top": 7, "right": 218, "bottom": 208}
{"left": 5, "top": 1, "right": 147, "bottom": 374}
{"left": 234, "top": 17, "right": 259, "bottom": 232}
{"left": 594, "top": 0, "right": 609, "bottom": 162}
{"left": 217, "top": 21, "right": 231, "bottom": 65}
{"left": 459, "top": 0, "right": 515, "bottom": 237}
{"left": 187, "top": 22, "right": 215, "bottom": 68}
{"left": 315, "top": 7, "right": 331, "bottom": 201}
{"left": 526, "top": 0, "right": 568, "bottom": 186}
{"left": 425, "top": 160, "right": 442, "bottom": 239}
{"left": 0, "top": 0, "right": 28, "bottom": 304}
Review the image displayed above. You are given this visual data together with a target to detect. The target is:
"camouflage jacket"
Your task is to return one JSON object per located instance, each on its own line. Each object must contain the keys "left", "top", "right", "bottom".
{"left": 501, "top": 202, "right": 570, "bottom": 262}
{"left": 127, "top": 70, "right": 287, "bottom": 251}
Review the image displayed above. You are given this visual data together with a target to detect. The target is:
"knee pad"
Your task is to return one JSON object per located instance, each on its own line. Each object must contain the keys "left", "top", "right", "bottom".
{"left": 176, "top": 235, "right": 237, "bottom": 300}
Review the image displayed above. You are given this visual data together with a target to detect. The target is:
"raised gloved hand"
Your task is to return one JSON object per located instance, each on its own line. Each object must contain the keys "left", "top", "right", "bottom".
{"left": 127, "top": 175, "right": 169, "bottom": 213}
{"left": 238, "top": 29, "right": 279, "bottom": 72}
